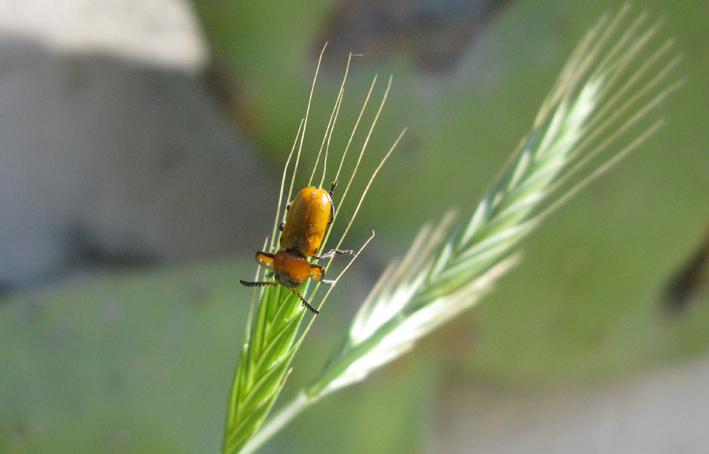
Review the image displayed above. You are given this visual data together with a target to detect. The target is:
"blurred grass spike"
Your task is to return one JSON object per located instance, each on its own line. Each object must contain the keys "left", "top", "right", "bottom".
{"left": 237, "top": 5, "right": 682, "bottom": 453}
{"left": 223, "top": 48, "right": 403, "bottom": 454}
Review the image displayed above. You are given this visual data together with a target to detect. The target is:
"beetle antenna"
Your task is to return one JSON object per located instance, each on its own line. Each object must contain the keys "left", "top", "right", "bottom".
{"left": 240, "top": 281, "right": 319, "bottom": 314}
{"left": 240, "top": 281, "right": 278, "bottom": 288}
{"left": 290, "top": 288, "right": 320, "bottom": 315}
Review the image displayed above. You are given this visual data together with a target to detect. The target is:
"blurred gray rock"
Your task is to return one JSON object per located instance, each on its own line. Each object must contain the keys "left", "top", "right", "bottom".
{"left": 0, "top": 34, "right": 275, "bottom": 289}
{"left": 434, "top": 356, "right": 709, "bottom": 454}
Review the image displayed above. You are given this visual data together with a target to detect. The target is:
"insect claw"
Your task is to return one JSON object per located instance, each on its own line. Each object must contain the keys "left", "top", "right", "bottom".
{"left": 316, "top": 249, "right": 354, "bottom": 260}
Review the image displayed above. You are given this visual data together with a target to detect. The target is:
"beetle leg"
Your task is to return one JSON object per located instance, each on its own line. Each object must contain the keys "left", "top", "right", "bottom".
{"left": 316, "top": 249, "right": 354, "bottom": 260}
{"left": 280, "top": 201, "right": 293, "bottom": 231}
{"left": 327, "top": 181, "right": 338, "bottom": 224}
{"left": 311, "top": 266, "right": 335, "bottom": 286}
{"left": 309, "top": 263, "right": 328, "bottom": 281}
{"left": 255, "top": 251, "right": 275, "bottom": 271}
{"left": 309, "top": 264, "right": 335, "bottom": 286}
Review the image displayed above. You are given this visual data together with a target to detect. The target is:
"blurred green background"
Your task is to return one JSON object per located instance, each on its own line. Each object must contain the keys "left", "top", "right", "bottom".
{"left": 1, "top": 0, "right": 708, "bottom": 452}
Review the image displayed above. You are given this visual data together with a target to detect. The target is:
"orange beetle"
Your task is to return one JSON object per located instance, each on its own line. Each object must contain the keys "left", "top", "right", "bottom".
{"left": 240, "top": 182, "right": 353, "bottom": 314}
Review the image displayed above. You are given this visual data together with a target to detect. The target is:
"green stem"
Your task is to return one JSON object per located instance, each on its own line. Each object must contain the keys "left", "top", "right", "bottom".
{"left": 239, "top": 315, "right": 407, "bottom": 453}
{"left": 239, "top": 391, "right": 313, "bottom": 454}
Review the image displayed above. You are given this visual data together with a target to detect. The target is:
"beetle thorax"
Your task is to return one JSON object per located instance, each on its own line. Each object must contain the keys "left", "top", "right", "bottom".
{"left": 273, "top": 250, "right": 311, "bottom": 288}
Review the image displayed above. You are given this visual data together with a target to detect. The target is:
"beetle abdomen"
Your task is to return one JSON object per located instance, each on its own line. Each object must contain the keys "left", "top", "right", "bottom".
{"left": 280, "top": 186, "right": 333, "bottom": 257}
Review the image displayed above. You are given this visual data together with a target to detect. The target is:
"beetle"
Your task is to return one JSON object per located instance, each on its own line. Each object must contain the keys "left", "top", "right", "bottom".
{"left": 240, "top": 181, "right": 353, "bottom": 314}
